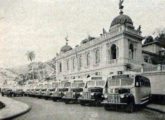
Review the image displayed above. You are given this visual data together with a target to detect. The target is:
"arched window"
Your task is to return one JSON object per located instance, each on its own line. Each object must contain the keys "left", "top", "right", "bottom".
{"left": 59, "top": 62, "right": 62, "bottom": 72}
{"left": 66, "top": 60, "right": 69, "bottom": 71}
{"left": 86, "top": 53, "right": 90, "bottom": 66}
{"left": 72, "top": 57, "right": 75, "bottom": 70}
{"left": 78, "top": 55, "right": 82, "bottom": 69}
{"left": 111, "top": 44, "right": 117, "bottom": 59}
{"left": 108, "top": 48, "right": 111, "bottom": 60}
{"left": 95, "top": 49, "right": 100, "bottom": 64}
{"left": 129, "top": 44, "right": 134, "bottom": 59}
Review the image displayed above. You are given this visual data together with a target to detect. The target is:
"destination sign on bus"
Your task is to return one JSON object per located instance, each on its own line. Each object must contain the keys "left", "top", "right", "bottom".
{"left": 112, "top": 75, "right": 129, "bottom": 79}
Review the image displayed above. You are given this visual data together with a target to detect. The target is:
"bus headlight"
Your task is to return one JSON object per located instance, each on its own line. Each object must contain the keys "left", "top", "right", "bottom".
{"left": 104, "top": 94, "right": 108, "bottom": 98}
{"left": 110, "top": 89, "right": 113, "bottom": 93}
{"left": 91, "top": 93, "right": 94, "bottom": 96}
{"left": 120, "top": 94, "right": 125, "bottom": 98}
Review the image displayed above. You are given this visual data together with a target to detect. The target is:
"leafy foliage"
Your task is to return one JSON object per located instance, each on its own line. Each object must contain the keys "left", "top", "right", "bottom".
{"left": 154, "top": 28, "right": 165, "bottom": 48}
{"left": 144, "top": 36, "right": 154, "bottom": 44}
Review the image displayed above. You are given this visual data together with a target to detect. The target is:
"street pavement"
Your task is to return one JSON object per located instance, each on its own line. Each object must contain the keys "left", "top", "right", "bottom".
{"left": 146, "top": 104, "right": 165, "bottom": 113}
{"left": 13, "top": 97, "right": 165, "bottom": 120}
{"left": 0, "top": 95, "right": 30, "bottom": 120}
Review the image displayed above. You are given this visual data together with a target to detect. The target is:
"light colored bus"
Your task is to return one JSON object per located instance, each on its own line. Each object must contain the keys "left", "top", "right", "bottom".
{"left": 34, "top": 83, "right": 44, "bottom": 97}
{"left": 78, "top": 76, "right": 107, "bottom": 106}
{"left": 51, "top": 81, "right": 71, "bottom": 101}
{"left": 102, "top": 74, "right": 151, "bottom": 112}
{"left": 42, "top": 82, "right": 57, "bottom": 99}
{"left": 63, "top": 79, "right": 86, "bottom": 104}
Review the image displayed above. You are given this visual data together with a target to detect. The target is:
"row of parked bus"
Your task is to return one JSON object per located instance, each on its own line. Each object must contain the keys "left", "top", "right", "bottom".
{"left": 1, "top": 87, "right": 24, "bottom": 97}
{"left": 1, "top": 73, "right": 151, "bottom": 113}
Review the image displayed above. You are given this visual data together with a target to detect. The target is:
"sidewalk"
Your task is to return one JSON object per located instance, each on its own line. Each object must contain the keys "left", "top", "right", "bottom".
{"left": 0, "top": 95, "right": 31, "bottom": 120}
{"left": 146, "top": 104, "right": 165, "bottom": 114}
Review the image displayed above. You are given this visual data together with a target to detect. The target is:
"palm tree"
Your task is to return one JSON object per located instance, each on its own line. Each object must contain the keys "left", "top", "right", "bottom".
{"left": 26, "top": 51, "right": 35, "bottom": 79}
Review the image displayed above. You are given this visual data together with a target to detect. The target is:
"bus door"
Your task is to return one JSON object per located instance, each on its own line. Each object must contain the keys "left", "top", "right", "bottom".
{"left": 134, "top": 75, "right": 144, "bottom": 104}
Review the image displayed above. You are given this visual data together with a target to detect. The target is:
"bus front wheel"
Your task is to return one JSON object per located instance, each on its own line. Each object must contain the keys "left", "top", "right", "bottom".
{"left": 126, "top": 102, "right": 134, "bottom": 113}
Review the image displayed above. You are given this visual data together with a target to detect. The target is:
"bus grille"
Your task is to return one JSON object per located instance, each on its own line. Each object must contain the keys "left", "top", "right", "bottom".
{"left": 65, "top": 92, "right": 73, "bottom": 98}
{"left": 108, "top": 94, "right": 120, "bottom": 103}
{"left": 53, "top": 92, "right": 59, "bottom": 97}
{"left": 84, "top": 92, "right": 91, "bottom": 99}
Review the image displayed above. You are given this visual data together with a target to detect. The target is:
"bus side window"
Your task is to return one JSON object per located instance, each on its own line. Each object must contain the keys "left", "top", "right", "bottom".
{"left": 85, "top": 82, "right": 88, "bottom": 88}
{"left": 140, "top": 76, "right": 151, "bottom": 87}
{"left": 135, "top": 76, "right": 141, "bottom": 87}
{"left": 144, "top": 77, "right": 151, "bottom": 87}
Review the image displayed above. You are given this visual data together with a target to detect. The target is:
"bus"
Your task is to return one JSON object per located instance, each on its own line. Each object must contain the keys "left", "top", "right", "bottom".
{"left": 78, "top": 76, "right": 107, "bottom": 106}
{"left": 102, "top": 74, "right": 151, "bottom": 112}
{"left": 63, "top": 79, "right": 86, "bottom": 104}
{"left": 51, "top": 81, "right": 71, "bottom": 101}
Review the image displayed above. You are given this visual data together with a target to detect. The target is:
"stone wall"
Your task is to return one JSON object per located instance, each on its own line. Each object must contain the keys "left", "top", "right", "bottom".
{"left": 142, "top": 65, "right": 165, "bottom": 95}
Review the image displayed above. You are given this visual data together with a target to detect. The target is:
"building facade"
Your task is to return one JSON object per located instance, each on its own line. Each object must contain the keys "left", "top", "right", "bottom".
{"left": 55, "top": 3, "right": 165, "bottom": 82}
{"left": 55, "top": 9, "right": 146, "bottom": 81}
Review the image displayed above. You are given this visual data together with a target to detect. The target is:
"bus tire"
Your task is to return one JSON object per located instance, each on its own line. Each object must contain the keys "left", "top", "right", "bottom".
{"left": 80, "top": 102, "right": 85, "bottom": 106}
{"left": 65, "top": 101, "right": 69, "bottom": 104}
{"left": 126, "top": 102, "right": 134, "bottom": 113}
{"left": 104, "top": 106, "right": 111, "bottom": 111}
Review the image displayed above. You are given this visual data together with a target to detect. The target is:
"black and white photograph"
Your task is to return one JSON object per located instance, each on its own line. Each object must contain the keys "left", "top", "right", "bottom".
{"left": 0, "top": 0, "right": 165, "bottom": 120}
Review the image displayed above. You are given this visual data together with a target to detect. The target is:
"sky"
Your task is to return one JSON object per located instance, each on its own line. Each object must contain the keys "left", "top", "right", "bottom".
{"left": 0, "top": 0, "right": 165, "bottom": 68}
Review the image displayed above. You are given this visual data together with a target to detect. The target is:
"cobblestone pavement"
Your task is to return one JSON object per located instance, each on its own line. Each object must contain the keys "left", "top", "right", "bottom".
{"left": 13, "top": 97, "right": 165, "bottom": 120}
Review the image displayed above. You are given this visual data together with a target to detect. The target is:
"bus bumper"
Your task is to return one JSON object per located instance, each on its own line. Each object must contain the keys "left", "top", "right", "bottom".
{"left": 101, "top": 100, "right": 127, "bottom": 106}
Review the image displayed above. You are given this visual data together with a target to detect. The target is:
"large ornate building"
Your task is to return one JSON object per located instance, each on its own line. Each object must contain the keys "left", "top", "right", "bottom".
{"left": 55, "top": 2, "right": 165, "bottom": 81}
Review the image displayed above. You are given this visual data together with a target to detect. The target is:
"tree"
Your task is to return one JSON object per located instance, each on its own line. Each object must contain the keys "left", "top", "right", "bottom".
{"left": 154, "top": 28, "right": 165, "bottom": 48}
{"left": 26, "top": 51, "right": 35, "bottom": 79}
{"left": 144, "top": 36, "right": 154, "bottom": 44}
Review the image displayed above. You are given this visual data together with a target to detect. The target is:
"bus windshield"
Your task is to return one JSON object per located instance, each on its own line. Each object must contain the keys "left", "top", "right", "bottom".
{"left": 87, "top": 80, "right": 105, "bottom": 87}
{"left": 72, "top": 83, "right": 78, "bottom": 88}
{"left": 59, "top": 82, "right": 65, "bottom": 88}
{"left": 64, "top": 82, "right": 71, "bottom": 88}
{"left": 88, "top": 81, "right": 95, "bottom": 86}
{"left": 96, "top": 81, "right": 105, "bottom": 86}
{"left": 52, "top": 82, "right": 59, "bottom": 88}
{"left": 108, "top": 77, "right": 134, "bottom": 87}
{"left": 78, "top": 83, "right": 85, "bottom": 88}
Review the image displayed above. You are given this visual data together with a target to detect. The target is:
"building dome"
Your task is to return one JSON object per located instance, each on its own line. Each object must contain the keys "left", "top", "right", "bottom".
{"left": 60, "top": 45, "right": 72, "bottom": 53}
{"left": 110, "top": 14, "right": 133, "bottom": 27}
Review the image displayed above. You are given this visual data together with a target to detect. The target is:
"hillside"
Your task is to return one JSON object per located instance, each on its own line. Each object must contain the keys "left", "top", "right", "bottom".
{"left": 0, "top": 68, "right": 18, "bottom": 86}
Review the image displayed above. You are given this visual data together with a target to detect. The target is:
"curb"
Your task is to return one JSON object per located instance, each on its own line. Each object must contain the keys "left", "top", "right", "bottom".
{"left": 0, "top": 105, "right": 32, "bottom": 120}
{"left": 0, "top": 101, "right": 5, "bottom": 109}
{"left": 145, "top": 106, "right": 165, "bottom": 114}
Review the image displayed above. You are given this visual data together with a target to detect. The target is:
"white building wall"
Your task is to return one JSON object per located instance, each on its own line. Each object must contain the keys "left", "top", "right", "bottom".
{"left": 56, "top": 25, "right": 143, "bottom": 81}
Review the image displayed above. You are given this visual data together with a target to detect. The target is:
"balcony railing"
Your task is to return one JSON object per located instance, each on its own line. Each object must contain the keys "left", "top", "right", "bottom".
{"left": 107, "top": 59, "right": 118, "bottom": 64}
{"left": 143, "top": 66, "right": 158, "bottom": 72}
{"left": 127, "top": 59, "right": 140, "bottom": 64}
{"left": 143, "top": 65, "right": 165, "bottom": 73}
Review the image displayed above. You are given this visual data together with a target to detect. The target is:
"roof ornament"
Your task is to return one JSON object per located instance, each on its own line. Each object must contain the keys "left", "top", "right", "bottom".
{"left": 119, "top": 0, "right": 124, "bottom": 14}
{"left": 103, "top": 28, "right": 107, "bottom": 34}
{"left": 137, "top": 25, "right": 142, "bottom": 34}
{"left": 65, "top": 36, "right": 69, "bottom": 45}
